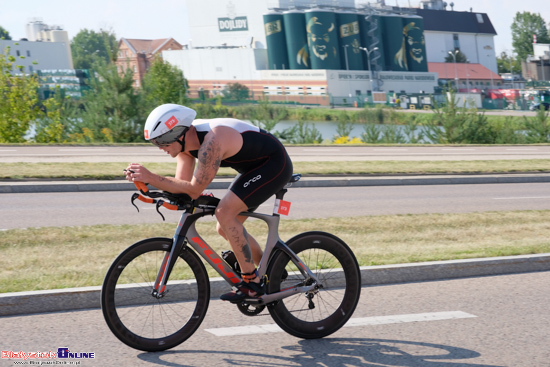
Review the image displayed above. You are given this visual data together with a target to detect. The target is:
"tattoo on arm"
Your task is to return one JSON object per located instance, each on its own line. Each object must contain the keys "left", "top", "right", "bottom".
{"left": 195, "top": 136, "right": 222, "bottom": 185}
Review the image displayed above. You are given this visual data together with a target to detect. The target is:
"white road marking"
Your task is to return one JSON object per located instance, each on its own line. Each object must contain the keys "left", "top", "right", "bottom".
{"left": 441, "top": 148, "right": 476, "bottom": 151}
{"left": 58, "top": 148, "right": 109, "bottom": 151}
{"left": 302, "top": 149, "right": 341, "bottom": 152}
{"left": 493, "top": 196, "right": 550, "bottom": 200}
{"left": 506, "top": 148, "right": 538, "bottom": 151}
{"left": 204, "top": 311, "right": 476, "bottom": 337}
{"left": 372, "top": 148, "right": 409, "bottom": 151}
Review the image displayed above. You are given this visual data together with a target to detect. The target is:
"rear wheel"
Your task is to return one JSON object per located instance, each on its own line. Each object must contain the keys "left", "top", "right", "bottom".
{"left": 101, "top": 238, "right": 210, "bottom": 351}
{"left": 266, "top": 231, "right": 361, "bottom": 339}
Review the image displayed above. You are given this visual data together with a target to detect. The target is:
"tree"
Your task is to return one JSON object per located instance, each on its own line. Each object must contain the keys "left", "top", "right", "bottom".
{"left": 496, "top": 51, "right": 521, "bottom": 74}
{"left": 73, "top": 60, "right": 143, "bottom": 142}
{"left": 0, "top": 26, "right": 11, "bottom": 40}
{"left": 511, "top": 12, "right": 550, "bottom": 61}
{"left": 0, "top": 44, "right": 40, "bottom": 142}
{"left": 33, "top": 88, "right": 69, "bottom": 143}
{"left": 141, "top": 55, "right": 188, "bottom": 111}
{"left": 223, "top": 82, "right": 250, "bottom": 101}
{"left": 425, "top": 89, "right": 497, "bottom": 144}
{"left": 71, "top": 29, "right": 118, "bottom": 70}
{"left": 250, "top": 95, "right": 288, "bottom": 132}
{"left": 444, "top": 50, "right": 468, "bottom": 63}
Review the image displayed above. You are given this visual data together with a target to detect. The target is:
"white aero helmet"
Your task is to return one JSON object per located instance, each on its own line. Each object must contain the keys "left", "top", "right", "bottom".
{"left": 144, "top": 104, "right": 196, "bottom": 147}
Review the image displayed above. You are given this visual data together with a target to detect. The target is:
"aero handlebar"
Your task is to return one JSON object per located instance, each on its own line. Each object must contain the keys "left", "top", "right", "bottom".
{"left": 126, "top": 174, "right": 219, "bottom": 221}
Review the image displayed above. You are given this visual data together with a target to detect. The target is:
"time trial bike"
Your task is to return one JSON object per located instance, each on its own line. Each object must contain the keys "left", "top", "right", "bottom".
{"left": 101, "top": 174, "right": 361, "bottom": 352}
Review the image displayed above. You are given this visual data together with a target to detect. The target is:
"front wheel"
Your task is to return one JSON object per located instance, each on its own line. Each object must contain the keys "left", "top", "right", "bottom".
{"left": 266, "top": 231, "right": 361, "bottom": 339}
{"left": 101, "top": 238, "right": 210, "bottom": 352}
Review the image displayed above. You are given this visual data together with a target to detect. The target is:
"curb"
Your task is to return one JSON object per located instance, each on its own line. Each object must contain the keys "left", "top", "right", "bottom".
{"left": 1, "top": 253, "right": 549, "bottom": 317}
{"left": 2, "top": 173, "right": 550, "bottom": 193}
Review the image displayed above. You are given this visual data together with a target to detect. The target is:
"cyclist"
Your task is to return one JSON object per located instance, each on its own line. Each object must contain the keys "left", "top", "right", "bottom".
{"left": 125, "top": 104, "right": 293, "bottom": 302}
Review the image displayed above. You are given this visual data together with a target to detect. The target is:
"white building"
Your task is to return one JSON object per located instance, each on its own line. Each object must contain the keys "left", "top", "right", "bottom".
{"left": 414, "top": 7, "right": 498, "bottom": 73}
{"left": 0, "top": 39, "right": 72, "bottom": 74}
{"left": 523, "top": 43, "right": 550, "bottom": 81}
{"left": 1, "top": 19, "right": 73, "bottom": 74}
{"left": 25, "top": 19, "right": 73, "bottom": 69}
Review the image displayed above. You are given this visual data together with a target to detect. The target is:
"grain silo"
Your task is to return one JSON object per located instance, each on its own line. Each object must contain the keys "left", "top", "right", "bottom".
{"left": 402, "top": 15, "right": 428, "bottom": 72}
{"left": 381, "top": 14, "right": 408, "bottom": 71}
{"left": 359, "top": 12, "right": 385, "bottom": 72}
{"left": 263, "top": 12, "right": 290, "bottom": 69}
{"left": 336, "top": 11, "right": 364, "bottom": 70}
{"left": 282, "top": 10, "right": 310, "bottom": 69}
{"left": 305, "top": 9, "right": 341, "bottom": 70}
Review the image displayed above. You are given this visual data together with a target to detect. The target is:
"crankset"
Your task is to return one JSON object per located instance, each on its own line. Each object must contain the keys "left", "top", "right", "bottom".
{"left": 237, "top": 302, "right": 266, "bottom": 316}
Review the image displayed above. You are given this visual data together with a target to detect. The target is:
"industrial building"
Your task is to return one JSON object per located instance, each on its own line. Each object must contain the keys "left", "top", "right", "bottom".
{"left": 162, "top": 0, "right": 499, "bottom": 106}
{"left": 523, "top": 43, "right": 550, "bottom": 82}
{"left": 0, "top": 18, "right": 73, "bottom": 74}
{"left": 0, "top": 19, "right": 86, "bottom": 99}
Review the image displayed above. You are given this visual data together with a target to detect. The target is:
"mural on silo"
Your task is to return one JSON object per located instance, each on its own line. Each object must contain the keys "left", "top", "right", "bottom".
{"left": 402, "top": 16, "right": 428, "bottom": 72}
{"left": 283, "top": 10, "right": 310, "bottom": 69}
{"left": 381, "top": 14, "right": 408, "bottom": 72}
{"left": 263, "top": 12, "right": 289, "bottom": 70}
{"left": 305, "top": 10, "right": 341, "bottom": 70}
{"left": 337, "top": 12, "right": 363, "bottom": 70}
{"left": 261, "top": 4, "right": 429, "bottom": 73}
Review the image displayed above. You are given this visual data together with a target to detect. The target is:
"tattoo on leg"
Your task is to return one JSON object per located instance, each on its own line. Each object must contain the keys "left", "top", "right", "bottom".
{"left": 241, "top": 246, "right": 253, "bottom": 265}
{"left": 228, "top": 226, "right": 254, "bottom": 265}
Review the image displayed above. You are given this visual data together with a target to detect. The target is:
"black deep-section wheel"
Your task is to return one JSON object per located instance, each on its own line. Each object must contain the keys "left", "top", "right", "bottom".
{"left": 101, "top": 238, "right": 210, "bottom": 351}
{"left": 266, "top": 231, "right": 361, "bottom": 339}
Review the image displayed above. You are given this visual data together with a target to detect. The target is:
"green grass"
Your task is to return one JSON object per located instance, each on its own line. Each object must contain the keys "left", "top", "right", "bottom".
{"left": 2, "top": 159, "right": 550, "bottom": 180}
{"left": 1, "top": 210, "right": 549, "bottom": 293}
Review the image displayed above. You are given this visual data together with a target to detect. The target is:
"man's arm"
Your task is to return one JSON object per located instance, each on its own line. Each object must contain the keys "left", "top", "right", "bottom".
{"left": 126, "top": 126, "right": 240, "bottom": 198}
{"left": 149, "top": 135, "right": 222, "bottom": 198}
{"left": 192, "top": 133, "right": 222, "bottom": 188}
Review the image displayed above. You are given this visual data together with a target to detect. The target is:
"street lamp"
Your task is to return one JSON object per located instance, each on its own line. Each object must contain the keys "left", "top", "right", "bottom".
{"left": 487, "top": 53, "right": 494, "bottom": 89}
{"left": 508, "top": 51, "right": 515, "bottom": 89}
{"left": 448, "top": 50, "right": 459, "bottom": 89}
{"left": 342, "top": 44, "right": 349, "bottom": 70}
{"left": 359, "top": 46, "right": 378, "bottom": 92}
{"left": 465, "top": 59, "right": 470, "bottom": 94}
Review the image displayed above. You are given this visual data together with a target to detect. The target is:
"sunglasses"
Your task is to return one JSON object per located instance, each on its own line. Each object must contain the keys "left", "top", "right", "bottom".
{"left": 150, "top": 126, "right": 189, "bottom": 147}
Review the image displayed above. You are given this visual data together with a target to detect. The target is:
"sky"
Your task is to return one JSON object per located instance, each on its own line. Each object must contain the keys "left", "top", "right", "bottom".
{"left": 0, "top": 0, "right": 548, "bottom": 55}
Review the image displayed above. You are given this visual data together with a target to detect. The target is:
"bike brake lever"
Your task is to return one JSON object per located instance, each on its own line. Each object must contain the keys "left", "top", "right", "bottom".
{"left": 155, "top": 201, "right": 166, "bottom": 221}
{"left": 131, "top": 193, "right": 140, "bottom": 213}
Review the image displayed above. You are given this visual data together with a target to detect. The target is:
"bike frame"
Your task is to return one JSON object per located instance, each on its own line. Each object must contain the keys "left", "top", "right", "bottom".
{"left": 152, "top": 202, "right": 322, "bottom": 304}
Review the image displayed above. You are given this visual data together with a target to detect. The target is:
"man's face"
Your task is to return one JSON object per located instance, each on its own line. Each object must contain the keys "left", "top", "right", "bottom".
{"left": 307, "top": 17, "right": 334, "bottom": 61}
{"left": 407, "top": 26, "right": 425, "bottom": 63}
{"left": 157, "top": 140, "right": 180, "bottom": 158}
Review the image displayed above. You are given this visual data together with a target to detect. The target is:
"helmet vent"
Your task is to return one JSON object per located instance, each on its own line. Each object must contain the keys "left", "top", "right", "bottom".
{"left": 153, "top": 121, "right": 162, "bottom": 131}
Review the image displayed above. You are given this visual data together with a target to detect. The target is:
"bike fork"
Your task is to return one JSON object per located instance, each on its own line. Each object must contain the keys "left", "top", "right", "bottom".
{"left": 152, "top": 236, "right": 187, "bottom": 298}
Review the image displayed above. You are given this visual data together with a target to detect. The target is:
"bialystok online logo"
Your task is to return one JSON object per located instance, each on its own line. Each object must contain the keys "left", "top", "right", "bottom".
{"left": 2, "top": 347, "right": 95, "bottom": 362}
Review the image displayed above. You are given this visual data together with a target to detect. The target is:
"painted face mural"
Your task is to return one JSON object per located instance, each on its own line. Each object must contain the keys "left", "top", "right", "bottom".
{"left": 395, "top": 22, "right": 425, "bottom": 70}
{"left": 307, "top": 17, "right": 336, "bottom": 61}
{"left": 406, "top": 23, "right": 425, "bottom": 64}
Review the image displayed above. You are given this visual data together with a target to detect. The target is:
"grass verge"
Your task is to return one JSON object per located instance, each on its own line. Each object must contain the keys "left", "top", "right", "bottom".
{"left": 1, "top": 210, "right": 549, "bottom": 293}
{"left": 2, "top": 159, "right": 550, "bottom": 180}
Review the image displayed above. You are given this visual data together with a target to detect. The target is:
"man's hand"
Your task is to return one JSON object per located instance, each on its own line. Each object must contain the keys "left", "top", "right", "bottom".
{"left": 124, "top": 163, "right": 153, "bottom": 183}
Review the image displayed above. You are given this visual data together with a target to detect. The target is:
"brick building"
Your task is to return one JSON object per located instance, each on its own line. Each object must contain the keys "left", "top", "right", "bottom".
{"left": 116, "top": 38, "right": 183, "bottom": 87}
